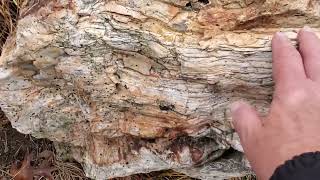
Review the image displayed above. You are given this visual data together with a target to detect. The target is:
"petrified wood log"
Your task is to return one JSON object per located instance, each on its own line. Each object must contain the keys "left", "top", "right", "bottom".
{"left": 1, "top": 0, "right": 319, "bottom": 179}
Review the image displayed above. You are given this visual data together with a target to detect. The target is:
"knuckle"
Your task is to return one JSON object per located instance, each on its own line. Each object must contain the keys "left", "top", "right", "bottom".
{"left": 283, "top": 88, "right": 308, "bottom": 106}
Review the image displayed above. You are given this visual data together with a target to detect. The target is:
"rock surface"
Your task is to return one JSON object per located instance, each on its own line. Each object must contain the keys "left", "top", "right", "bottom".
{"left": 1, "top": 0, "right": 320, "bottom": 179}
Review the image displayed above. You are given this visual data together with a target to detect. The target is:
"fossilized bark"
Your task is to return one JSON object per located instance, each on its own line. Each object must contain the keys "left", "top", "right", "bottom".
{"left": 1, "top": 0, "right": 320, "bottom": 179}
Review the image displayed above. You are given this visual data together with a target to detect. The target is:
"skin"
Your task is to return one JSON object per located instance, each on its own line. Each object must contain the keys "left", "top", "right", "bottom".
{"left": 231, "top": 26, "right": 320, "bottom": 180}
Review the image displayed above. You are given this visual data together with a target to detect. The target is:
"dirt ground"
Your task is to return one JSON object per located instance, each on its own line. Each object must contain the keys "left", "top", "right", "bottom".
{"left": 0, "top": 124, "right": 53, "bottom": 170}
{"left": 0, "top": 110, "right": 89, "bottom": 180}
{"left": 0, "top": 112, "right": 52, "bottom": 167}
{"left": 0, "top": 110, "right": 53, "bottom": 179}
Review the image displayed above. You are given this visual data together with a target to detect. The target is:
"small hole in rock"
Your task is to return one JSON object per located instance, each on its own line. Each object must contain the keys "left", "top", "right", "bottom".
{"left": 186, "top": 2, "right": 192, "bottom": 7}
{"left": 159, "top": 104, "right": 175, "bottom": 111}
{"left": 198, "top": 0, "right": 210, "bottom": 4}
{"left": 145, "top": 139, "right": 156, "bottom": 143}
{"left": 115, "top": 83, "right": 121, "bottom": 90}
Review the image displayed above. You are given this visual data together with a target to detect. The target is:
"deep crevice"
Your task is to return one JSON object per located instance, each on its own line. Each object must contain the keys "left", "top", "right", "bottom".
{"left": 198, "top": 0, "right": 210, "bottom": 5}
{"left": 185, "top": 2, "right": 192, "bottom": 8}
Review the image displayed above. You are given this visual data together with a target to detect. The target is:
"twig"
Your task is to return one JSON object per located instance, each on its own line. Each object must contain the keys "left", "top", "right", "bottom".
{"left": 0, "top": 168, "right": 11, "bottom": 177}
{"left": 4, "top": 131, "right": 8, "bottom": 153}
{"left": 13, "top": 145, "right": 22, "bottom": 157}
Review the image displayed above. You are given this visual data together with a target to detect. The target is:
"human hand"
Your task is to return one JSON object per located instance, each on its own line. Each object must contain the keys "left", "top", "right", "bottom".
{"left": 231, "top": 27, "right": 320, "bottom": 180}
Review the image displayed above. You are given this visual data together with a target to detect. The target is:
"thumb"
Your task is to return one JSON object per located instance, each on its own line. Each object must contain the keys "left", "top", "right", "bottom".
{"left": 231, "top": 101, "right": 262, "bottom": 144}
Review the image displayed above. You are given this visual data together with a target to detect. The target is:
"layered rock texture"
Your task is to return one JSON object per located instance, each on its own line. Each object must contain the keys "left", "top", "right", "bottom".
{"left": 1, "top": 0, "right": 320, "bottom": 179}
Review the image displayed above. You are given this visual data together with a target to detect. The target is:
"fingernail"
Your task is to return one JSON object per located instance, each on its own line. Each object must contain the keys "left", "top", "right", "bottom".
{"left": 274, "top": 32, "right": 287, "bottom": 39}
{"left": 303, "top": 26, "right": 313, "bottom": 32}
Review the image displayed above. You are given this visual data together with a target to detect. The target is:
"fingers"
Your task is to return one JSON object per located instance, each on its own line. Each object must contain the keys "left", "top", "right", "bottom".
{"left": 272, "top": 32, "right": 306, "bottom": 89}
{"left": 231, "top": 101, "right": 262, "bottom": 147}
{"left": 298, "top": 26, "right": 320, "bottom": 81}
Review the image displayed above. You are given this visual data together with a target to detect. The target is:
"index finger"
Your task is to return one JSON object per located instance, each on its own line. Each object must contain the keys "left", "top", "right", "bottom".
{"left": 272, "top": 32, "right": 306, "bottom": 89}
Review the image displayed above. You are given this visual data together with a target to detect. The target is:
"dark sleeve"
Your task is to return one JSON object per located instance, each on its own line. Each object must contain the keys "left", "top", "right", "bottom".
{"left": 271, "top": 152, "right": 320, "bottom": 180}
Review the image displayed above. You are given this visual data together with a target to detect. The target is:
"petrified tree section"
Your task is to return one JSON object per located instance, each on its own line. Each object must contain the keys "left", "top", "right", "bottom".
{"left": 1, "top": 0, "right": 320, "bottom": 179}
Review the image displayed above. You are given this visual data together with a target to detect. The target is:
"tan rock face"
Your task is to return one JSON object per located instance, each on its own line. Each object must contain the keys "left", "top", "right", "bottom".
{"left": 1, "top": 0, "right": 319, "bottom": 179}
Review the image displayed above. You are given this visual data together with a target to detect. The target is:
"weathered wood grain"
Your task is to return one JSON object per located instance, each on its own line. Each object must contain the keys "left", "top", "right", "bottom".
{"left": 1, "top": 0, "right": 320, "bottom": 179}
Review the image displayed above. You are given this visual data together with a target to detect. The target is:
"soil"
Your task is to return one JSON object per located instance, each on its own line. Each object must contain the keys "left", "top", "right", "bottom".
{"left": 0, "top": 110, "right": 54, "bottom": 177}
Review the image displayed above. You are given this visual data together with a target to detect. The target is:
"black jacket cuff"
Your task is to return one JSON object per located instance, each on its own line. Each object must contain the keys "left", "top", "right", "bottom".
{"left": 271, "top": 152, "right": 320, "bottom": 180}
